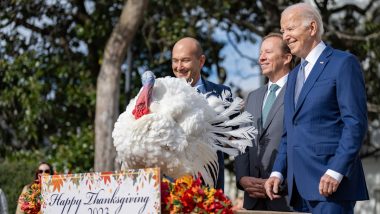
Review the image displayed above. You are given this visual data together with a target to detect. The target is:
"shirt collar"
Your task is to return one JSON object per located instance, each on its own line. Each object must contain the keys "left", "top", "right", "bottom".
{"left": 304, "top": 41, "right": 326, "bottom": 67}
{"left": 194, "top": 77, "right": 203, "bottom": 87}
{"left": 194, "top": 77, "right": 206, "bottom": 93}
{"left": 268, "top": 74, "right": 288, "bottom": 90}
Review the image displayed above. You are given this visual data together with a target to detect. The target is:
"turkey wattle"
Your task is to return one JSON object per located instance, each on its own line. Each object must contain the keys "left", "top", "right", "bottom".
{"left": 112, "top": 71, "right": 257, "bottom": 187}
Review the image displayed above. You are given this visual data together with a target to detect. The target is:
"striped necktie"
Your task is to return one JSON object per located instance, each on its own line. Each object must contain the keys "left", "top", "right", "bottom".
{"left": 294, "top": 60, "right": 308, "bottom": 106}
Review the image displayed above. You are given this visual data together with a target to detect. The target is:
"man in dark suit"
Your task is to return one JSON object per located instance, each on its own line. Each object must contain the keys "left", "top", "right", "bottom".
{"left": 171, "top": 37, "right": 232, "bottom": 190}
{"left": 265, "top": 3, "right": 369, "bottom": 213}
{"left": 235, "top": 33, "right": 293, "bottom": 211}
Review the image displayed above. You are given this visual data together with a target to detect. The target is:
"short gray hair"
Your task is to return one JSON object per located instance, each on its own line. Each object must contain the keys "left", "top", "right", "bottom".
{"left": 282, "top": 3, "right": 324, "bottom": 39}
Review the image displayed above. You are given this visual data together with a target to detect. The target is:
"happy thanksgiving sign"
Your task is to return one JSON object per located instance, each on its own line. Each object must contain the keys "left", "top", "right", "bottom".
{"left": 40, "top": 168, "right": 161, "bottom": 214}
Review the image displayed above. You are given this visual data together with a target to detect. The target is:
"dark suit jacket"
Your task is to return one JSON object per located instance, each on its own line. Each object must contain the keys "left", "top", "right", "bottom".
{"left": 235, "top": 84, "right": 291, "bottom": 211}
{"left": 272, "top": 45, "right": 369, "bottom": 202}
{"left": 202, "top": 78, "right": 232, "bottom": 190}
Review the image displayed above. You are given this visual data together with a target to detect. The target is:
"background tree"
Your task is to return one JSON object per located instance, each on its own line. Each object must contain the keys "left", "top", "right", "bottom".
{"left": 94, "top": 0, "right": 148, "bottom": 172}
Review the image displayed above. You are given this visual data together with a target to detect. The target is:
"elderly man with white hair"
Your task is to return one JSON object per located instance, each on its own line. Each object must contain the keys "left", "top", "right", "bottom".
{"left": 265, "top": 3, "right": 369, "bottom": 213}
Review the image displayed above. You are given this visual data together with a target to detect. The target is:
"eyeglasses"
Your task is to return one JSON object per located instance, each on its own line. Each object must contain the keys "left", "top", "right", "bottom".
{"left": 38, "top": 169, "right": 51, "bottom": 174}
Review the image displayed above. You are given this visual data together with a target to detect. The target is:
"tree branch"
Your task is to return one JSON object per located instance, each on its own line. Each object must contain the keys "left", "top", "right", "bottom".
{"left": 224, "top": 17, "right": 264, "bottom": 37}
{"left": 361, "top": 147, "right": 380, "bottom": 159}
{"left": 325, "top": 25, "right": 380, "bottom": 41}
{"left": 330, "top": 0, "right": 376, "bottom": 15}
{"left": 226, "top": 31, "right": 258, "bottom": 65}
{"left": 70, "top": 0, "right": 92, "bottom": 25}
{"left": 14, "top": 18, "right": 50, "bottom": 35}
{"left": 368, "top": 102, "right": 380, "bottom": 113}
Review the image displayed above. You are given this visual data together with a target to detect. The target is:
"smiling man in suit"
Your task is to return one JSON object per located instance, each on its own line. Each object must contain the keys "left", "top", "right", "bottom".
{"left": 234, "top": 33, "right": 293, "bottom": 211}
{"left": 171, "top": 37, "right": 232, "bottom": 190}
{"left": 265, "top": 3, "right": 369, "bottom": 213}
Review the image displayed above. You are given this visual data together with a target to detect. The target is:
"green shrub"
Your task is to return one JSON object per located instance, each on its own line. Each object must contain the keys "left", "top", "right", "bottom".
{"left": 0, "top": 157, "right": 39, "bottom": 213}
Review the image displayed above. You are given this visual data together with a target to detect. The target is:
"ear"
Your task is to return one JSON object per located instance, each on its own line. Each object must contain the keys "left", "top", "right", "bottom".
{"left": 283, "top": 53, "right": 292, "bottom": 66}
{"left": 309, "top": 20, "right": 318, "bottom": 37}
{"left": 199, "top": 55, "right": 206, "bottom": 68}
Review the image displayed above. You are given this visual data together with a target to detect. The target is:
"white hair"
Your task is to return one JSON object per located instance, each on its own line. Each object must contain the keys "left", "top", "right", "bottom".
{"left": 282, "top": 3, "right": 324, "bottom": 39}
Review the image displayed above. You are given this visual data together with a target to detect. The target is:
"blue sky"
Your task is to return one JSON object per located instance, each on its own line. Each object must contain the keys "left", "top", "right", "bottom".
{"left": 211, "top": 28, "right": 264, "bottom": 97}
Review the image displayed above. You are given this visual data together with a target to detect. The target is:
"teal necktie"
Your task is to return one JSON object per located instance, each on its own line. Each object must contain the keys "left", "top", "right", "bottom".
{"left": 262, "top": 84, "right": 280, "bottom": 125}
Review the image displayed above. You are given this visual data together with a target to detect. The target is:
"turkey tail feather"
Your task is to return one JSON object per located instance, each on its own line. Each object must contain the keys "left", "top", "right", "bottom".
{"left": 214, "top": 111, "right": 253, "bottom": 127}
{"left": 186, "top": 142, "right": 218, "bottom": 188}
{"left": 220, "top": 97, "right": 244, "bottom": 117}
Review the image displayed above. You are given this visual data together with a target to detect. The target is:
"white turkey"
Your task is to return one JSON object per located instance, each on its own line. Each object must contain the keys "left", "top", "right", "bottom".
{"left": 112, "top": 71, "right": 257, "bottom": 187}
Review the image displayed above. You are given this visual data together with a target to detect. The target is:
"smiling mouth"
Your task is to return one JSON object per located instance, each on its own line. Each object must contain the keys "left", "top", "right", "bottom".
{"left": 175, "top": 69, "right": 190, "bottom": 74}
{"left": 288, "top": 41, "right": 296, "bottom": 47}
{"left": 176, "top": 72, "right": 188, "bottom": 77}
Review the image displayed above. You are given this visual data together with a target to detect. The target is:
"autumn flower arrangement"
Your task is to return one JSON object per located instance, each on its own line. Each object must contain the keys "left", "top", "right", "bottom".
{"left": 18, "top": 180, "right": 42, "bottom": 214}
{"left": 161, "top": 174, "right": 233, "bottom": 214}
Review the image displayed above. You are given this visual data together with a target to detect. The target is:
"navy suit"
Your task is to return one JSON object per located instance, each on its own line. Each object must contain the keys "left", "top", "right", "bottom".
{"left": 202, "top": 78, "right": 232, "bottom": 190}
{"left": 272, "top": 45, "right": 369, "bottom": 206}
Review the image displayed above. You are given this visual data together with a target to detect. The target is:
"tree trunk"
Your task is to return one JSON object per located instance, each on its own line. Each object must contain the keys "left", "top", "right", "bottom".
{"left": 94, "top": 0, "right": 148, "bottom": 172}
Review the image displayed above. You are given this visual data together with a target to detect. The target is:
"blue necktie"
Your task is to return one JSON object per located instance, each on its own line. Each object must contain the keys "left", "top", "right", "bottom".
{"left": 262, "top": 84, "right": 280, "bottom": 125}
{"left": 294, "top": 60, "right": 308, "bottom": 106}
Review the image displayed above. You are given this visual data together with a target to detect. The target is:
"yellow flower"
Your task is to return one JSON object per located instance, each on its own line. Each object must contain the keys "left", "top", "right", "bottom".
{"left": 175, "top": 174, "right": 193, "bottom": 186}
{"left": 161, "top": 175, "right": 232, "bottom": 213}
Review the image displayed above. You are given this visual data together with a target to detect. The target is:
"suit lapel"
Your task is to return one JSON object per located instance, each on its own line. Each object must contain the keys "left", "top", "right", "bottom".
{"left": 202, "top": 78, "right": 210, "bottom": 93}
{"left": 256, "top": 85, "right": 267, "bottom": 123}
{"left": 294, "top": 46, "right": 333, "bottom": 116}
{"left": 202, "top": 78, "right": 216, "bottom": 94}
{"left": 253, "top": 86, "right": 267, "bottom": 143}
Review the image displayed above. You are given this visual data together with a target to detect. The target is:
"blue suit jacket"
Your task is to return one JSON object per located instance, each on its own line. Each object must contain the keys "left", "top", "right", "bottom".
{"left": 272, "top": 45, "right": 369, "bottom": 201}
{"left": 202, "top": 78, "right": 232, "bottom": 190}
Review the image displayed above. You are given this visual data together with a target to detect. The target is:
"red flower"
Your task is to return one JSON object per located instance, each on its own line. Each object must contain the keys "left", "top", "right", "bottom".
{"left": 161, "top": 174, "right": 232, "bottom": 213}
{"left": 18, "top": 181, "right": 42, "bottom": 214}
{"left": 161, "top": 181, "right": 170, "bottom": 204}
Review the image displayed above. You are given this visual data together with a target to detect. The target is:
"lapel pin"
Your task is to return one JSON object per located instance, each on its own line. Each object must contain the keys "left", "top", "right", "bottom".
{"left": 320, "top": 61, "right": 324, "bottom": 64}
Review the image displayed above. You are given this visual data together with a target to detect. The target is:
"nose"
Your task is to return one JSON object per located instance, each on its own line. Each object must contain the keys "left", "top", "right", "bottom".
{"left": 173, "top": 61, "right": 182, "bottom": 72}
{"left": 282, "top": 32, "right": 290, "bottom": 42}
{"left": 179, "top": 61, "right": 184, "bottom": 68}
{"left": 259, "top": 53, "right": 266, "bottom": 62}
{"left": 176, "top": 61, "right": 184, "bottom": 71}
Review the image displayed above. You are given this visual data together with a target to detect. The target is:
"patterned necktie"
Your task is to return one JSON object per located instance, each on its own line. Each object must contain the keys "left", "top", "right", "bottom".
{"left": 262, "top": 84, "right": 280, "bottom": 125}
{"left": 294, "top": 59, "right": 308, "bottom": 106}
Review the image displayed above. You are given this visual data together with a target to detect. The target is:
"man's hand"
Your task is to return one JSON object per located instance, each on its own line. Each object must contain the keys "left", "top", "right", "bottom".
{"left": 319, "top": 174, "right": 340, "bottom": 197}
{"left": 239, "top": 177, "right": 267, "bottom": 198}
{"left": 264, "top": 177, "right": 282, "bottom": 200}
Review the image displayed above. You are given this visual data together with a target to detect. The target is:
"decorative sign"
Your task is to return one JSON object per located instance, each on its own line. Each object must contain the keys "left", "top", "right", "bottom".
{"left": 40, "top": 168, "right": 161, "bottom": 214}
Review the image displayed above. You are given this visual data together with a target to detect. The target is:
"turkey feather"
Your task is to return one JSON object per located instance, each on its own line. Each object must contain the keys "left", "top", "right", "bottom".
{"left": 112, "top": 73, "right": 256, "bottom": 188}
